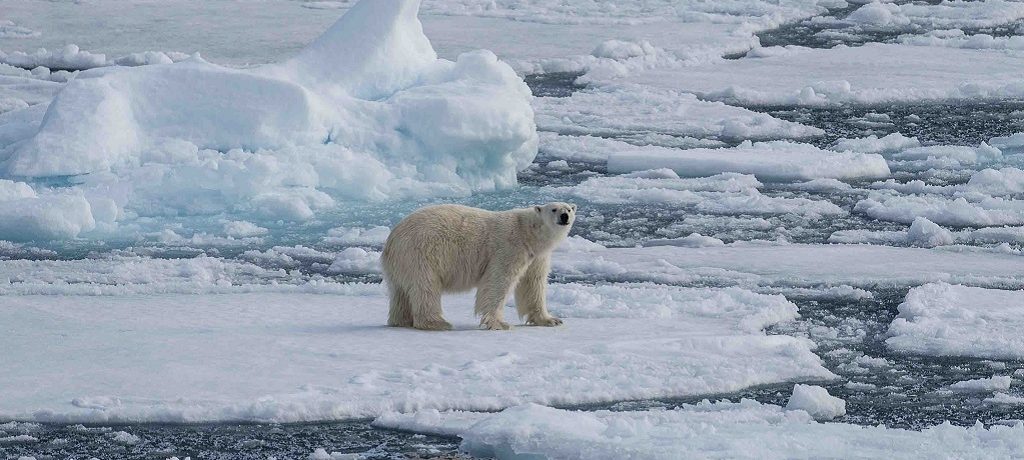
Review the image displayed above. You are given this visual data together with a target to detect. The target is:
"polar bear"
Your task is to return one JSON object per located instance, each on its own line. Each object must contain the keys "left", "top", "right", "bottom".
{"left": 381, "top": 202, "right": 576, "bottom": 330}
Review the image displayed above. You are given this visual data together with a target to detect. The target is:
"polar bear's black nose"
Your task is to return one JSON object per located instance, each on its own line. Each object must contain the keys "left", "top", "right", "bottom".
{"left": 559, "top": 213, "right": 569, "bottom": 225}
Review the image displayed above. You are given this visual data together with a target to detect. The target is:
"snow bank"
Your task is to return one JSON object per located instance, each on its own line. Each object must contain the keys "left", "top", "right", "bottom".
{"left": 0, "top": 0, "right": 537, "bottom": 230}
{"left": 605, "top": 139, "right": 890, "bottom": 182}
{"left": 887, "top": 283, "right": 1024, "bottom": 360}
{"left": 785, "top": 384, "right": 846, "bottom": 420}
{"left": 375, "top": 400, "right": 1024, "bottom": 460}
{"left": 0, "top": 283, "right": 831, "bottom": 422}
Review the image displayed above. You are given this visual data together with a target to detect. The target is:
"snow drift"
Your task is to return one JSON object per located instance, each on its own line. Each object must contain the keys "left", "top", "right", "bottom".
{"left": 0, "top": 0, "right": 537, "bottom": 234}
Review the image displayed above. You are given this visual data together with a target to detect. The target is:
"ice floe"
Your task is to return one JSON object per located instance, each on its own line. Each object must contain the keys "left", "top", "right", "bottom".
{"left": 533, "top": 85, "right": 822, "bottom": 144}
{"left": 785, "top": 384, "right": 846, "bottom": 420}
{"left": 633, "top": 43, "right": 1024, "bottom": 106}
{"left": 552, "top": 242, "right": 1024, "bottom": 288}
{"left": 0, "top": 283, "right": 830, "bottom": 422}
{"left": 375, "top": 400, "right": 1024, "bottom": 460}
{"left": 554, "top": 173, "right": 846, "bottom": 219}
{"left": 887, "top": 283, "right": 1024, "bottom": 360}
{"left": 545, "top": 135, "right": 889, "bottom": 181}
{"left": 855, "top": 193, "right": 1024, "bottom": 227}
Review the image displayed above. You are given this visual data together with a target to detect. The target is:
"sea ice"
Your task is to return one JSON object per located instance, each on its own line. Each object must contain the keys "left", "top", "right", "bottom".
{"left": 855, "top": 193, "right": 1024, "bottom": 227}
{"left": 375, "top": 400, "right": 1024, "bottom": 460}
{"left": 552, "top": 242, "right": 1024, "bottom": 288}
{"left": 785, "top": 384, "right": 846, "bottom": 420}
{"left": 604, "top": 139, "right": 890, "bottom": 182}
{"left": 553, "top": 173, "right": 846, "bottom": 219}
{"left": 948, "top": 376, "right": 1013, "bottom": 393}
{"left": 632, "top": 43, "right": 1024, "bottom": 106}
{"left": 887, "top": 283, "right": 1024, "bottom": 360}
{"left": 0, "top": 283, "right": 830, "bottom": 422}
{"left": 533, "top": 84, "right": 822, "bottom": 144}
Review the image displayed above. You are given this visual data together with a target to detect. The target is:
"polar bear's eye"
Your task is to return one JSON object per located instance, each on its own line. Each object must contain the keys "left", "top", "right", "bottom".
{"left": 551, "top": 209, "right": 556, "bottom": 212}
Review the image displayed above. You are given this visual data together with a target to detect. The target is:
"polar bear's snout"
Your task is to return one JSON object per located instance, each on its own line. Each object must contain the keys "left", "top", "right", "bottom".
{"left": 558, "top": 212, "right": 570, "bottom": 225}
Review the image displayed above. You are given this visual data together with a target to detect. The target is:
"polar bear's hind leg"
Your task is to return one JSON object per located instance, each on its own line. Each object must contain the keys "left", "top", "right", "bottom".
{"left": 386, "top": 282, "right": 414, "bottom": 327}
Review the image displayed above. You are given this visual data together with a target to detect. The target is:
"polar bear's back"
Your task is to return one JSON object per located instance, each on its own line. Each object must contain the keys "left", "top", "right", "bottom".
{"left": 382, "top": 204, "right": 513, "bottom": 292}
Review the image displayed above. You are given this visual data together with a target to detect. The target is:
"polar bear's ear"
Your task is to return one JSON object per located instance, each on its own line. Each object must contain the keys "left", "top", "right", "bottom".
{"left": 570, "top": 203, "right": 577, "bottom": 211}
{"left": 535, "top": 206, "right": 542, "bottom": 213}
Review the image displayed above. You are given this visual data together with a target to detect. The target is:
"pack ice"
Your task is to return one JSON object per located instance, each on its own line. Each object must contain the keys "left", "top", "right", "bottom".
{"left": 0, "top": 0, "right": 537, "bottom": 237}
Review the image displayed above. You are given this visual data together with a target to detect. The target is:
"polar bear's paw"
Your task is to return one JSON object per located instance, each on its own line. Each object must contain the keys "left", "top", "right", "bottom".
{"left": 527, "top": 315, "right": 563, "bottom": 327}
{"left": 414, "top": 319, "right": 453, "bottom": 331}
{"left": 481, "top": 317, "right": 512, "bottom": 331}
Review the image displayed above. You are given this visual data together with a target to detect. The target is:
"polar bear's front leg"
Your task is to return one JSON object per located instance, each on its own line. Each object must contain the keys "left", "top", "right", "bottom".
{"left": 515, "top": 255, "right": 562, "bottom": 327}
{"left": 475, "top": 265, "right": 522, "bottom": 330}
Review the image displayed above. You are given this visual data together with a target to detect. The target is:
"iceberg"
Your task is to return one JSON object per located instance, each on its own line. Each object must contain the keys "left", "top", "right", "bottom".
{"left": 0, "top": 0, "right": 537, "bottom": 234}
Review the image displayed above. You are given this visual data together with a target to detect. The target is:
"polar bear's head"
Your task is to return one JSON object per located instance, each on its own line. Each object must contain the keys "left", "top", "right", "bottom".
{"left": 534, "top": 202, "right": 577, "bottom": 235}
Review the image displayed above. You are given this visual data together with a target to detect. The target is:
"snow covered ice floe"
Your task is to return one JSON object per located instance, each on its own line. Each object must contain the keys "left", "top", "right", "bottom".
{"left": 887, "top": 283, "right": 1024, "bottom": 360}
{"left": 631, "top": 43, "right": 1024, "bottom": 106}
{"left": 855, "top": 193, "right": 1024, "bottom": 227}
{"left": 533, "top": 84, "right": 823, "bottom": 144}
{"left": 544, "top": 135, "right": 889, "bottom": 181}
{"left": 947, "top": 376, "right": 1013, "bottom": 394}
{"left": 839, "top": 0, "right": 1024, "bottom": 32}
{"left": 551, "top": 241, "right": 1024, "bottom": 288}
{"left": 0, "top": 283, "right": 832, "bottom": 422}
{"left": 553, "top": 173, "right": 847, "bottom": 219}
{"left": 0, "top": 44, "right": 188, "bottom": 71}
{"left": 785, "top": 384, "right": 845, "bottom": 421}
{"left": 828, "top": 217, "right": 955, "bottom": 248}
{"left": 374, "top": 400, "right": 1024, "bottom": 460}
{"left": 0, "top": 0, "right": 537, "bottom": 238}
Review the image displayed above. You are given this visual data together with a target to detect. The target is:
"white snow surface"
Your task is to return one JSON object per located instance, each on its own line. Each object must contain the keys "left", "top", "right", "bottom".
{"left": 0, "top": 282, "right": 832, "bottom": 423}
{"left": 374, "top": 401, "right": 1024, "bottom": 460}
{"left": 887, "top": 283, "right": 1024, "bottom": 360}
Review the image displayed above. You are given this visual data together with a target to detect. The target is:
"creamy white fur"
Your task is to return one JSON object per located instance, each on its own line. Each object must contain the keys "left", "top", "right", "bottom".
{"left": 381, "top": 202, "right": 576, "bottom": 330}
